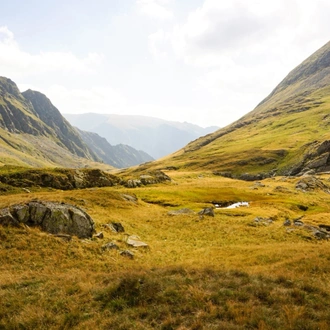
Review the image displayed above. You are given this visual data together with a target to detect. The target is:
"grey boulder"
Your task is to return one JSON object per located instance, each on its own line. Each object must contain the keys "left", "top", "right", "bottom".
{"left": 0, "top": 201, "right": 95, "bottom": 238}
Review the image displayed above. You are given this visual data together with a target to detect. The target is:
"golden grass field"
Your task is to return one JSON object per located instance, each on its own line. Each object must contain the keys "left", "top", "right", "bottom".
{"left": 1, "top": 170, "right": 330, "bottom": 329}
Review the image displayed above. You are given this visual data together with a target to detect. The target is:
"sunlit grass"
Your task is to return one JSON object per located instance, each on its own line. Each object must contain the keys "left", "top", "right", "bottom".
{"left": 1, "top": 171, "right": 330, "bottom": 328}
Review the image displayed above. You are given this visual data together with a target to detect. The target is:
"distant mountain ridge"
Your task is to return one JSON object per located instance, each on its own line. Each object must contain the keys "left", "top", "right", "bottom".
{"left": 64, "top": 113, "right": 218, "bottom": 159}
{"left": 0, "top": 77, "right": 153, "bottom": 168}
{"left": 77, "top": 128, "right": 153, "bottom": 168}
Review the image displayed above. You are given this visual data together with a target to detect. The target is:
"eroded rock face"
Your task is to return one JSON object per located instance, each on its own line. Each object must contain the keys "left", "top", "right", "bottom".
{"left": 0, "top": 201, "right": 95, "bottom": 238}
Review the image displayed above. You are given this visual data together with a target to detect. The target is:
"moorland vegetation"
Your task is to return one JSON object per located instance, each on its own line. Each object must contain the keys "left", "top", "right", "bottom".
{"left": 1, "top": 41, "right": 330, "bottom": 329}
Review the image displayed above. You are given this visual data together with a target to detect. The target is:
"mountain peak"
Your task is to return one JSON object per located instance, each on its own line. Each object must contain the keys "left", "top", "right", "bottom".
{"left": 0, "top": 76, "right": 22, "bottom": 98}
{"left": 258, "top": 40, "right": 330, "bottom": 109}
{"left": 142, "top": 40, "right": 330, "bottom": 178}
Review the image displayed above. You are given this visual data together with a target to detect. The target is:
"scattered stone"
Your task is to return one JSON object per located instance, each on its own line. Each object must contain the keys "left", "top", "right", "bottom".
{"left": 120, "top": 250, "right": 134, "bottom": 259}
{"left": 0, "top": 201, "right": 95, "bottom": 238}
{"left": 294, "top": 218, "right": 304, "bottom": 226}
{"left": 102, "top": 242, "right": 119, "bottom": 251}
{"left": 319, "top": 224, "right": 330, "bottom": 231}
{"left": 314, "top": 230, "right": 328, "bottom": 240}
{"left": 0, "top": 208, "right": 20, "bottom": 226}
{"left": 273, "top": 186, "right": 290, "bottom": 193}
{"left": 283, "top": 219, "right": 291, "bottom": 226}
{"left": 296, "top": 176, "right": 330, "bottom": 193}
{"left": 94, "top": 232, "right": 104, "bottom": 239}
{"left": 198, "top": 207, "right": 214, "bottom": 218}
{"left": 297, "top": 205, "right": 309, "bottom": 211}
{"left": 108, "top": 222, "right": 125, "bottom": 233}
{"left": 253, "top": 217, "right": 273, "bottom": 226}
{"left": 121, "top": 194, "right": 138, "bottom": 203}
{"left": 167, "top": 208, "right": 194, "bottom": 216}
{"left": 126, "top": 235, "right": 148, "bottom": 248}
{"left": 294, "top": 220, "right": 304, "bottom": 226}
{"left": 251, "top": 181, "right": 266, "bottom": 189}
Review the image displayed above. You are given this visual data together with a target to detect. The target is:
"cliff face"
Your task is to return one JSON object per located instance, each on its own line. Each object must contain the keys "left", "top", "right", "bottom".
{"left": 0, "top": 76, "right": 155, "bottom": 169}
{"left": 22, "top": 89, "right": 97, "bottom": 160}
{"left": 0, "top": 77, "right": 52, "bottom": 136}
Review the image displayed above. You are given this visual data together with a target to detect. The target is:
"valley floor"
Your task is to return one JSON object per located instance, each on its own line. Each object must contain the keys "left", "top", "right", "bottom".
{"left": 1, "top": 171, "right": 330, "bottom": 329}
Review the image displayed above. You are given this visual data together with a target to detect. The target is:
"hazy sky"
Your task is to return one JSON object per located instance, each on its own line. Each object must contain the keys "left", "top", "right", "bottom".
{"left": 1, "top": 0, "right": 329, "bottom": 127}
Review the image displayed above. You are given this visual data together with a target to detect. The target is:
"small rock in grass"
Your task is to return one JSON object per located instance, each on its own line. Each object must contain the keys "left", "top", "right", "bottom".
{"left": 283, "top": 219, "right": 291, "bottom": 226}
{"left": 102, "top": 242, "right": 119, "bottom": 251}
{"left": 94, "top": 232, "right": 104, "bottom": 239}
{"left": 120, "top": 250, "right": 134, "bottom": 259}
{"left": 198, "top": 207, "right": 214, "bottom": 218}
{"left": 126, "top": 235, "right": 148, "bottom": 248}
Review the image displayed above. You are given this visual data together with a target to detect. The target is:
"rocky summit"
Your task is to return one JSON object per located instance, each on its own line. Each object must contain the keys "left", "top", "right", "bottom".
{"left": 0, "top": 77, "right": 153, "bottom": 168}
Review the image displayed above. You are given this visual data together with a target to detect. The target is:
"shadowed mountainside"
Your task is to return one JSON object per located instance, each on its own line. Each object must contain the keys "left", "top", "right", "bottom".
{"left": 0, "top": 78, "right": 153, "bottom": 168}
{"left": 77, "top": 129, "right": 153, "bottom": 168}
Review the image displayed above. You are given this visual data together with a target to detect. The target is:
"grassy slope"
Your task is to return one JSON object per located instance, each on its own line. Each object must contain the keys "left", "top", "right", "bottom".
{"left": 126, "top": 42, "right": 330, "bottom": 177}
{"left": 132, "top": 85, "right": 330, "bottom": 177}
{"left": 0, "top": 77, "right": 106, "bottom": 169}
{"left": 0, "top": 128, "right": 115, "bottom": 170}
{"left": 1, "top": 171, "right": 330, "bottom": 329}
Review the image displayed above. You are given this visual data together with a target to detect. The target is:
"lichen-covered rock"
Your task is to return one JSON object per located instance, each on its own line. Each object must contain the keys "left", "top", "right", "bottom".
{"left": 198, "top": 207, "right": 215, "bottom": 217}
{"left": 295, "top": 176, "right": 330, "bottom": 193}
{"left": 125, "top": 170, "right": 171, "bottom": 188}
{"left": 121, "top": 194, "right": 138, "bottom": 203}
{"left": 102, "top": 242, "right": 119, "bottom": 251}
{"left": 0, "top": 208, "right": 20, "bottom": 226}
{"left": 0, "top": 201, "right": 95, "bottom": 238}
{"left": 126, "top": 179, "right": 142, "bottom": 188}
{"left": 10, "top": 204, "right": 30, "bottom": 223}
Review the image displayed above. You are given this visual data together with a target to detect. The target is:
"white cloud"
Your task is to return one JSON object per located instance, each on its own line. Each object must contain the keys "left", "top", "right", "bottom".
{"left": 145, "top": 0, "right": 329, "bottom": 70}
{"left": 144, "top": 0, "right": 330, "bottom": 127}
{"left": 0, "top": 26, "right": 104, "bottom": 79}
{"left": 137, "top": 0, "right": 174, "bottom": 20}
{"left": 148, "top": 29, "right": 171, "bottom": 59}
{"left": 42, "top": 85, "right": 127, "bottom": 114}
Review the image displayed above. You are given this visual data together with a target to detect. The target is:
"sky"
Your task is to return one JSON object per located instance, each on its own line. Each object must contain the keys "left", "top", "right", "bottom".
{"left": 0, "top": 0, "right": 329, "bottom": 128}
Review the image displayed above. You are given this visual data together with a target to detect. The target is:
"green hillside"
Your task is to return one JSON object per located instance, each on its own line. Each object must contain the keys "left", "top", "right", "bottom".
{"left": 130, "top": 41, "right": 330, "bottom": 179}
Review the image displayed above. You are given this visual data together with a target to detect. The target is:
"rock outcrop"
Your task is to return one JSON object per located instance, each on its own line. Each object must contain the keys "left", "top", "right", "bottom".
{"left": 295, "top": 175, "right": 330, "bottom": 193}
{"left": 0, "top": 168, "right": 122, "bottom": 190}
{"left": 125, "top": 170, "right": 171, "bottom": 188}
{"left": 0, "top": 201, "right": 95, "bottom": 238}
